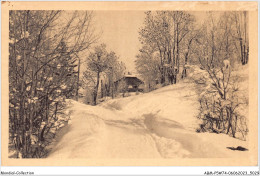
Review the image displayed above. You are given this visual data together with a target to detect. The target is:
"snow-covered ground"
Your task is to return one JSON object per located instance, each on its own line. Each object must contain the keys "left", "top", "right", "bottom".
{"left": 48, "top": 79, "right": 248, "bottom": 159}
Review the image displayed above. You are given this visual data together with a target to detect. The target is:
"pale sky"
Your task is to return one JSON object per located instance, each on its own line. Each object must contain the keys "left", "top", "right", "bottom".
{"left": 93, "top": 11, "right": 206, "bottom": 73}
{"left": 94, "top": 11, "right": 145, "bottom": 73}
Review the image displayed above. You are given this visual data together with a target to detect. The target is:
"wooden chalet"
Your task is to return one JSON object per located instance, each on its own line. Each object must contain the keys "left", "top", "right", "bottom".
{"left": 114, "top": 75, "right": 144, "bottom": 93}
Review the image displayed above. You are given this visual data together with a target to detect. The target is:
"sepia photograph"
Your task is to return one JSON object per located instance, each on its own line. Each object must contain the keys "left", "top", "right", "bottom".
{"left": 1, "top": 1, "right": 258, "bottom": 170}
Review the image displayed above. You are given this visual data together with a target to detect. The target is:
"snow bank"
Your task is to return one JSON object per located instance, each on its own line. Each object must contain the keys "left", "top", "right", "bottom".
{"left": 101, "top": 81, "right": 200, "bottom": 131}
{"left": 199, "top": 132, "right": 249, "bottom": 158}
{"left": 48, "top": 74, "right": 249, "bottom": 159}
{"left": 49, "top": 100, "right": 162, "bottom": 158}
{"left": 48, "top": 102, "right": 107, "bottom": 158}
{"left": 142, "top": 113, "right": 225, "bottom": 158}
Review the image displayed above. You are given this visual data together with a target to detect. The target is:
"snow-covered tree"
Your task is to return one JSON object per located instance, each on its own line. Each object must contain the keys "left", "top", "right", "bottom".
{"left": 135, "top": 45, "right": 160, "bottom": 91}
{"left": 9, "top": 10, "right": 97, "bottom": 158}
{"left": 194, "top": 12, "right": 248, "bottom": 139}
{"left": 83, "top": 44, "right": 125, "bottom": 104}
{"left": 138, "top": 11, "right": 195, "bottom": 85}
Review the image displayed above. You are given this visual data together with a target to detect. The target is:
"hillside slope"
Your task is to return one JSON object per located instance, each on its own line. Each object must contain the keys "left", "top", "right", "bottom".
{"left": 48, "top": 79, "right": 248, "bottom": 158}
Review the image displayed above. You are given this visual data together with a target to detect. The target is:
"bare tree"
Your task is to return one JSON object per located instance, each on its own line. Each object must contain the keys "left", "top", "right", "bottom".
{"left": 135, "top": 45, "right": 160, "bottom": 91}
{"left": 83, "top": 44, "right": 125, "bottom": 104}
{"left": 86, "top": 44, "right": 108, "bottom": 105}
{"left": 233, "top": 12, "right": 249, "bottom": 65}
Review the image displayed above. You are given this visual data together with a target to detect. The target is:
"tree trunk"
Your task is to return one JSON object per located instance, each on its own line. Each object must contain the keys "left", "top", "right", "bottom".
{"left": 111, "top": 70, "right": 114, "bottom": 99}
{"left": 93, "top": 71, "right": 100, "bottom": 105}
{"left": 76, "top": 57, "right": 80, "bottom": 101}
{"left": 101, "top": 80, "right": 104, "bottom": 98}
{"left": 176, "top": 22, "right": 180, "bottom": 74}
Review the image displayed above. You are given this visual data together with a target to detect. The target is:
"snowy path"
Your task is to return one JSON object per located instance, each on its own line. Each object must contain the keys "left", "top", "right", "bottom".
{"left": 48, "top": 81, "right": 248, "bottom": 158}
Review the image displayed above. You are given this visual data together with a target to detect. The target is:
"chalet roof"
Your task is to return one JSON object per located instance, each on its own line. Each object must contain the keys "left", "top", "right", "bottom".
{"left": 124, "top": 74, "right": 139, "bottom": 77}
{"left": 114, "top": 75, "right": 144, "bottom": 85}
